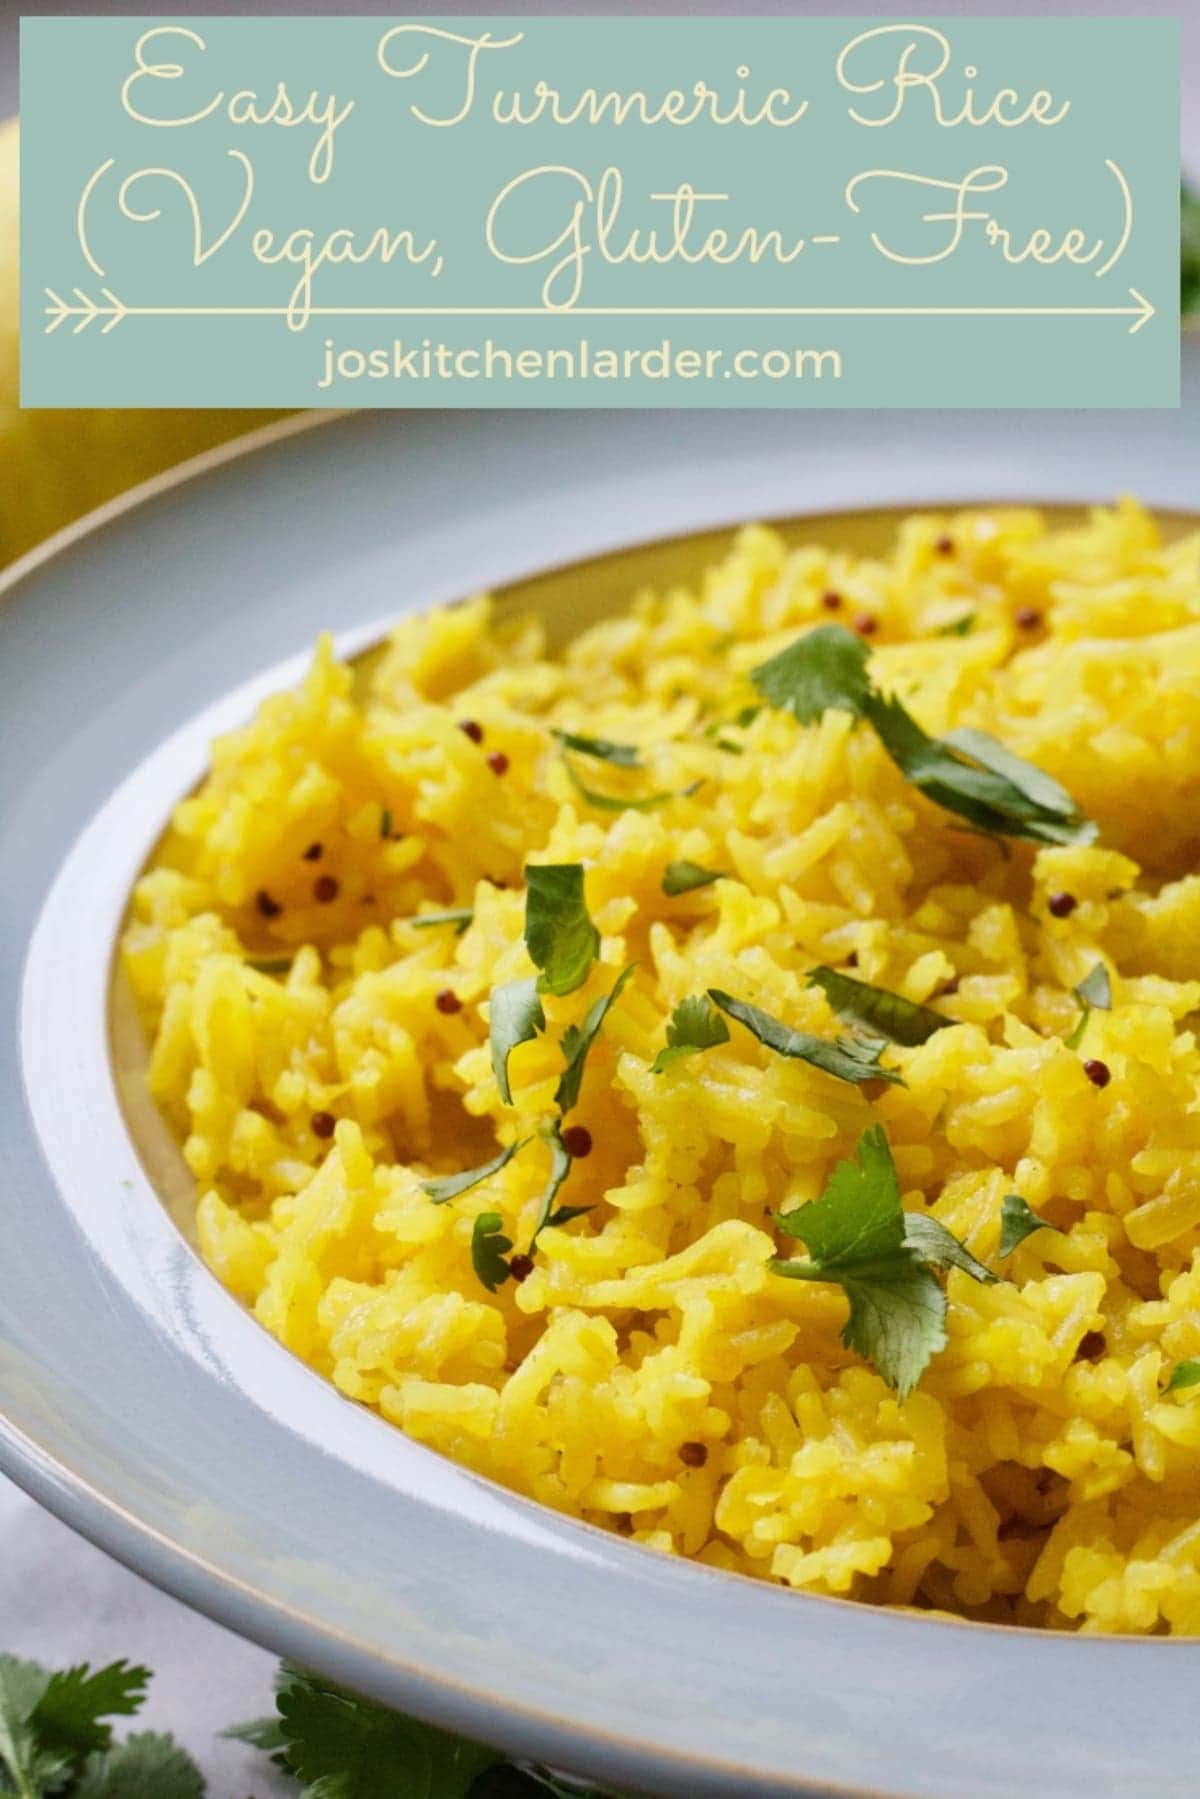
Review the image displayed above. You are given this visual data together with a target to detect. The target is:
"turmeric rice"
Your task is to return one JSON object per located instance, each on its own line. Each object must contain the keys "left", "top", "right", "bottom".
{"left": 122, "top": 501, "right": 1200, "bottom": 1633}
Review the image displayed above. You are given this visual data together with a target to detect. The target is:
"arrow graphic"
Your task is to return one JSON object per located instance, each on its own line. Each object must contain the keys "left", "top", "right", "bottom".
{"left": 43, "top": 285, "right": 1156, "bottom": 335}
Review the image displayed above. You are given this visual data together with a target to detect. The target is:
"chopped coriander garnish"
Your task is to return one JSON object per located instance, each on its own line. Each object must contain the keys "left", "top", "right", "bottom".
{"left": 807, "top": 966, "right": 950, "bottom": 1047}
{"left": 770, "top": 1125, "right": 998, "bottom": 1397}
{"left": 247, "top": 955, "right": 294, "bottom": 975}
{"left": 1064, "top": 960, "right": 1112, "bottom": 1050}
{"left": 528, "top": 1123, "right": 580, "bottom": 1247}
{"left": 714, "top": 738, "right": 744, "bottom": 755}
{"left": 490, "top": 976, "right": 546, "bottom": 1104}
{"left": 380, "top": 806, "right": 394, "bottom": 839}
{"left": 751, "top": 623, "right": 1096, "bottom": 846}
{"left": 662, "top": 860, "right": 724, "bottom": 896}
{"left": 652, "top": 994, "right": 730, "bottom": 1073}
{"left": 421, "top": 1139, "right": 526, "bottom": 1205}
{"left": 1164, "top": 1359, "right": 1200, "bottom": 1394}
{"left": 553, "top": 729, "right": 642, "bottom": 767}
{"left": 998, "top": 1192, "right": 1061, "bottom": 1258}
{"left": 555, "top": 965, "right": 636, "bottom": 1113}
{"left": 750, "top": 623, "right": 873, "bottom": 724}
{"left": 936, "top": 613, "right": 976, "bottom": 637}
{"left": 471, "top": 1212, "right": 514, "bottom": 1292}
{"left": 525, "top": 863, "right": 600, "bottom": 996}
{"left": 1075, "top": 963, "right": 1112, "bottom": 1010}
{"left": 409, "top": 908, "right": 473, "bottom": 934}
{"left": 708, "top": 989, "right": 904, "bottom": 1086}
{"left": 562, "top": 755, "right": 694, "bottom": 814}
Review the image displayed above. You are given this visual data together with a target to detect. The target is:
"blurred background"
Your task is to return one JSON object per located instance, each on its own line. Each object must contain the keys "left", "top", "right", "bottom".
{"left": 0, "top": 0, "right": 1195, "bottom": 570}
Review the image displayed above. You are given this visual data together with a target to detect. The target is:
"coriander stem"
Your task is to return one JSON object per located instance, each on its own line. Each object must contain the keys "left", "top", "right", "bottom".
{"left": 768, "top": 1255, "right": 824, "bottom": 1281}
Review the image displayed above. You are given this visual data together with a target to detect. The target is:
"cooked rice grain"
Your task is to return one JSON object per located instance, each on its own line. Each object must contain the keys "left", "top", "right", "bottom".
{"left": 123, "top": 503, "right": 1200, "bottom": 1632}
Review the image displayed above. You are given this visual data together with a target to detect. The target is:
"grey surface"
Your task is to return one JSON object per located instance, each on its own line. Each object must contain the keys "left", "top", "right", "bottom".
{"left": 2, "top": 403, "right": 1200, "bottom": 1799}
{"left": 0, "top": 1480, "right": 292, "bottom": 1797}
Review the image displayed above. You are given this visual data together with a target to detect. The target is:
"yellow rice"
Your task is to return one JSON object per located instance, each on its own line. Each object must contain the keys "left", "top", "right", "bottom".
{"left": 123, "top": 501, "right": 1200, "bottom": 1633}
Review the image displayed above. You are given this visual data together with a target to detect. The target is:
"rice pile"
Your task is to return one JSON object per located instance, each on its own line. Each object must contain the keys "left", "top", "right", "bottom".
{"left": 123, "top": 501, "right": 1200, "bottom": 1633}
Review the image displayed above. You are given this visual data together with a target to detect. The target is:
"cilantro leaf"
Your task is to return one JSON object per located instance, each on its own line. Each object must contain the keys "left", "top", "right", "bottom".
{"left": 998, "top": 1192, "right": 1060, "bottom": 1258}
{"left": 1075, "top": 963, "right": 1112, "bottom": 1010}
{"left": 471, "top": 1213, "right": 513, "bottom": 1293}
{"left": 936, "top": 614, "right": 976, "bottom": 637}
{"left": 490, "top": 977, "right": 546, "bottom": 1105}
{"left": 1064, "top": 961, "right": 1111, "bottom": 1051}
{"left": 0, "top": 1656, "right": 64, "bottom": 1798}
{"left": 708, "top": 989, "right": 904, "bottom": 1086}
{"left": 902, "top": 1213, "right": 1000, "bottom": 1284}
{"left": 1164, "top": 1359, "right": 1200, "bottom": 1395}
{"left": 409, "top": 908, "right": 473, "bottom": 934}
{"left": 555, "top": 965, "right": 635, "bottom": 1113}
{"left": 866, "top": 697, "right": 1095, "bottom": 846}
{"left": 247, "top": 954, "right": 294, "bottom": 974}
{"left": 770, "top": 1126, "right": 995, "bottom": 1396}
{"left": 1183, "top": 182, "right": 1200, "bottom": 316}
{"left": 750, "top": 624, "right": 872, "bottom": 723}
{"left": 651, "top": 996, "right": 730, "bottom": 1073}
{"left": 553, "top": 730, "right": 641, "bottom": 767}
{"left": 661, "top": 861, "right": 724, "bottom": 896}
{"left": 750, "top": 623, "right": 1095, "bottom": 846}
{"left": 32, "top": 1660, "right": 149, "bottom": 1770}
{"left": 562, "top": 756, "right": 694, "bottom": 815}
{"left": 272, "top": 1665, "right": 502, "bottom": 1799}
{"left": 807, "top": 966, "right": 949, "bottom": 1047}
{"left": 529, "top": 1124, "right": 576, "bottom": 1247}
{"left": 525, "top": 864, "right": 600, "bottom": 997}
{"left": 72, "top": 1733, "right": 203, "bottom": 1798}
{"left": 421, "top": 1140, "right": 526, "bottom": 1205}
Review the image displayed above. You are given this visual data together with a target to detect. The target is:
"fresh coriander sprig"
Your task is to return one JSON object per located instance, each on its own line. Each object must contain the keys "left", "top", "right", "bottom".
{"left": 1064, "top": 961, "right": 1112, "bottom": 1051}
{"left": 651, "top": 995, "right": 730, "bottom": 1073}
{"left": 807, "top": 965, "right": 950, "bottom": 1048}
{"left": 525, "top": 864, "right": 600, "bottom": 997}
{"left": 1164, "top": 1359, "right": 1200, "bottom": 1395}
{"left": 998, "top": 1192, "right": 1061, "bottom": 1258}
{"left": 709, "top": 989, "right": 904, "bottom": 1086}
{"left": 770, "top": 1125, "right": 1000, "bottom": 1397}
{"left": 0, "top": 1656, "right": 201, "bottom": 1799}
{"left": 750, "top": 623, "right": 1096, "bottom": 846}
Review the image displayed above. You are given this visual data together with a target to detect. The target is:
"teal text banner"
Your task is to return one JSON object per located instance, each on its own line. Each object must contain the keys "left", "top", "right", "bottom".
{"left": 20, "top": 16, "right": 1180, "bottom": 408}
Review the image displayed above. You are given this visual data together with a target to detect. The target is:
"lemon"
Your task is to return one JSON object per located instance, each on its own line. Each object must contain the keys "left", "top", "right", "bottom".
{"left": 0, "top": 117, "right": 288, "bottom": 568}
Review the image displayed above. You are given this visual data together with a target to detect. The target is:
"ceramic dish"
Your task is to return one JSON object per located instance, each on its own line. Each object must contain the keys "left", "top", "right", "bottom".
{"left": 3, "top": 394, "right": 1200, "bottom": 1798}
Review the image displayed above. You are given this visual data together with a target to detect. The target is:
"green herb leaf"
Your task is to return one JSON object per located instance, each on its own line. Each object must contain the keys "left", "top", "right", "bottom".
{"left": 529, "top": 1124, "right": 576, "bottom": 1247}
{"left": 471, "top": 1213, "right": 514, "bottom": 1293}
{"left": 936, "top": 614, "right": 976, "bottom": 637}
{"left": 247, "top": 954, "right": 294, "bottom": 974}
{"left": 553, "top": 730, "right": 641, "bottom": 767}
{"left": 0, "top": 1656, "right": 62, "bottom": 1798}
{"left": 272, "top": 1664, "right": 502, "bottom": 1799}
{"left": 1164, "top": 1359, "right": 1200, "bottom": 1395}
{"left": 902, "top": 1213, "right": 1000, "bottom": 1285}
{"left": 769, "top": 1127, "right": 944, "bottom": 1398}
{"left": 998, "top": 1192, "right": 1060, "bottom": 1258}
{"left": 380, "top": 807, "right": 394, "bottom": 840}
{"left": 1075, "top": 963, "right": 1112, "bottom": 1010}
{"left": 1064, "top": 964, "right": 1110, "bottom": 1052}
{"left": 661, "top": 860, "right": 724, "bottom": 896}
{"left": 866, "top": 698, "right": 1096, "bottom": 847}
{"left": 562, "top": 756, "right": 693, "bottom": 815}
{"left": 525, "top": 864, "right": 600, "bottom": 997}
{"left": 807, "top": 966, "right": 949, "bottom": 1047}
{"left": 72, "top": 1733, "right": 203, "bottom": 1798}
{"left": 651, "top": 995, "right": 730, "bottom": 1073}
{"left": 555, "top": 965, "right": 635, "bottom": 1113}
{"left": 750, "top": 623, "right": 872, "bottom": 724}
{"left": 32, "top": 1661, "right": 149, "bottom": 1771}
{"left": 421, "top": 1140, "right": 526, "bottom": 1205}
{"left": 1183, "top": 183, "right": 1200, "bottom": 317}
{"left": 490, "top": 977, "right": 546, "bottom": 1105}
{"left": 708, "top": 989, "right": 904, "bottom": 1086}
{"left": 769, "top": 1126, "right": 993, "bottom": 1397}
{"left": 750, "top": 624, "right": 1095, "bottom": 846}
{"left": 409, "top": 908, "right": 473, "bottom": 934}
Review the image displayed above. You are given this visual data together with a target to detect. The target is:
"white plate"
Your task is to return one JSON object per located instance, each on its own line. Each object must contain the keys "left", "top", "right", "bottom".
{"left": 2, "top": 389, "right": 1199, "bottom": 1797}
